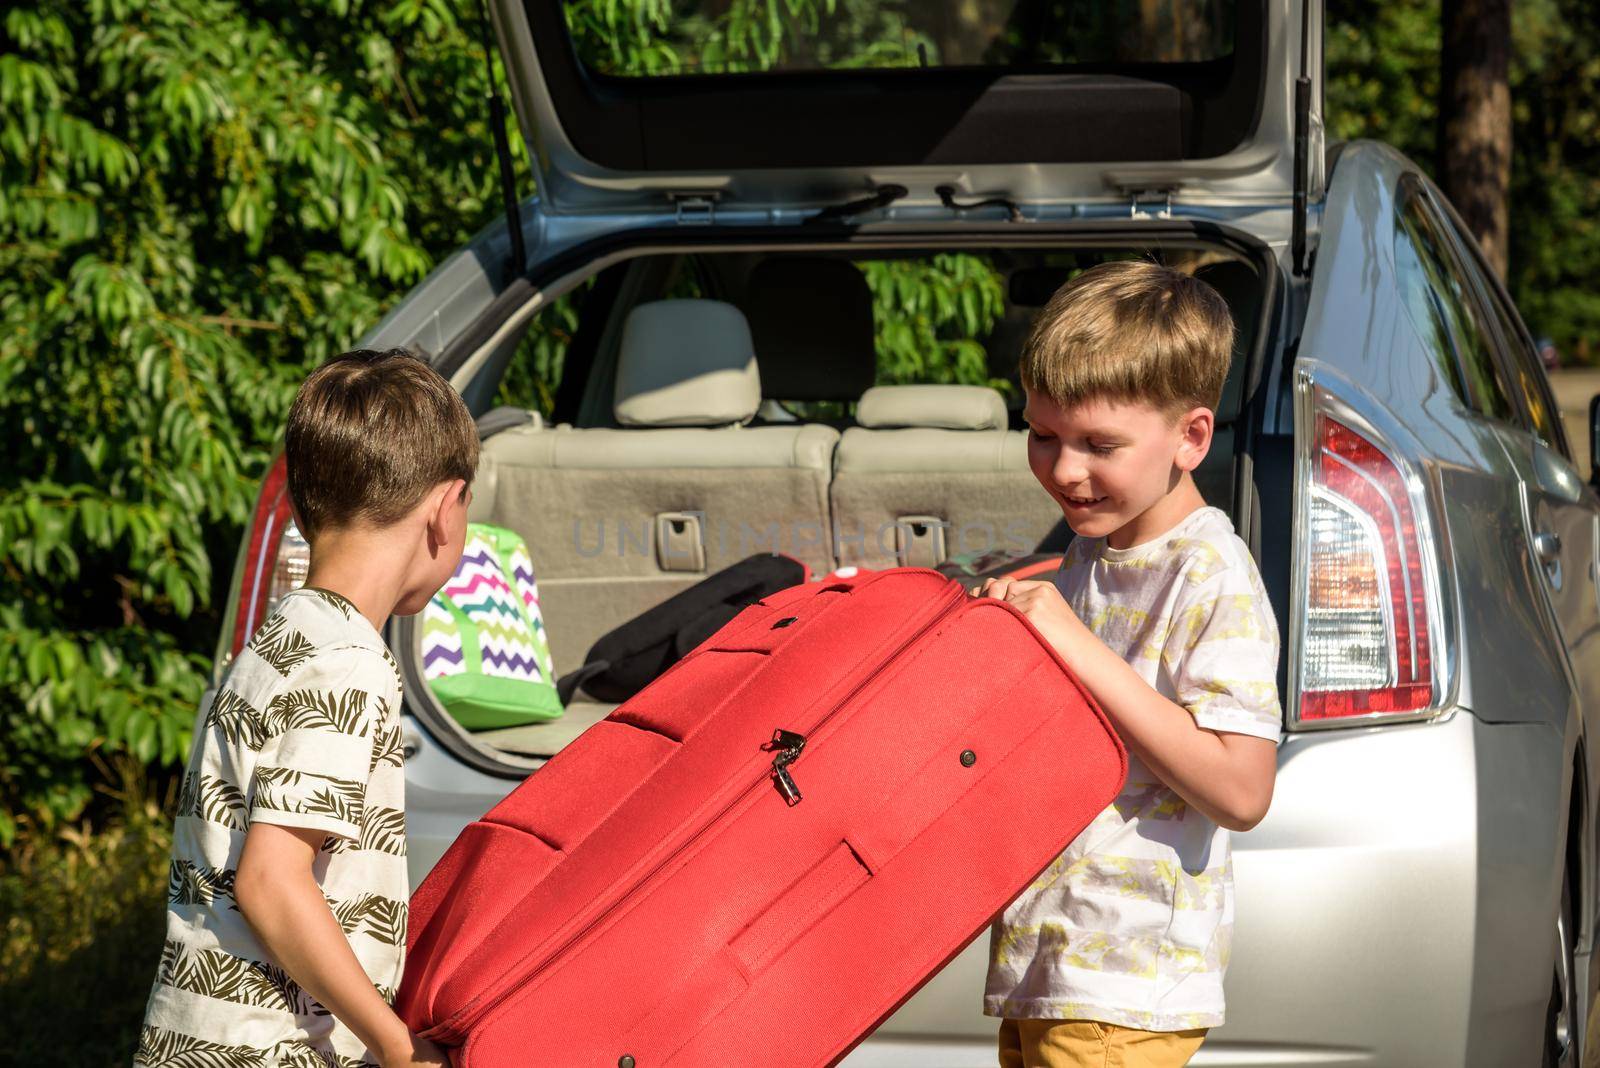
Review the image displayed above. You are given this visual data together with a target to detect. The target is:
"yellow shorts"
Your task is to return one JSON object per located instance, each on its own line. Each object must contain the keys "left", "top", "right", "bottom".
{"left": 998, "top": 1018, "right": 1208, "bottom": 1068}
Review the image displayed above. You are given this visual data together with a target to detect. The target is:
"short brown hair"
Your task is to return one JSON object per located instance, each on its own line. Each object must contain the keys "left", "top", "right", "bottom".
{"left": 285, "top": 349, "right": 478, "bottom": 540}
{"left": 1018, "top": 260, "right": 1236, "bottom": 415}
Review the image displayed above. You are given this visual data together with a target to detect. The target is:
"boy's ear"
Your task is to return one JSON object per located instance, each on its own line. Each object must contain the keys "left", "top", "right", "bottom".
{"left": 425, "top": 478, "right": 467, "bottom": 539}
{"left": 1173, "top": 406, "right": 1214, "bottom": 473}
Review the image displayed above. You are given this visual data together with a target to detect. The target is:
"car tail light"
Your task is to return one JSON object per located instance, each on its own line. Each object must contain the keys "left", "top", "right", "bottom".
{"left": 226, "top": 454, "right": 310, "bottom": 659}
{"left": 1294, "top": 377, "right": 1452, "bottom": 726}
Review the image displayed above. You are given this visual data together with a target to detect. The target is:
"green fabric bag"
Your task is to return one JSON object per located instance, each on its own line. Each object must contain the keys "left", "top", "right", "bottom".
{"left": 420, "top": 523, "right": 563, "bottom": 730}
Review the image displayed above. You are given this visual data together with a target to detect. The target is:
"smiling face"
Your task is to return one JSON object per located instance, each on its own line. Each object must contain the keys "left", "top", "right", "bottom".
{"left": 1023, "top": 389, "right": 1214, "bottom": 549}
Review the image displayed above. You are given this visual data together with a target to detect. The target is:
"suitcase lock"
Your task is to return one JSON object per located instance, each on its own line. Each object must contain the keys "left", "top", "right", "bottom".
{"left": 762, "top": 729, "right": 807, "bottom": 807}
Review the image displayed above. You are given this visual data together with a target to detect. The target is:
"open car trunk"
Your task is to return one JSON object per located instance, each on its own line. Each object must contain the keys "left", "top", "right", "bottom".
{"left": 392, "top": 230, "right": 1286, "bottom": 768}
{"left": 488, "top": 0, "right": 1324, "bottom": 215}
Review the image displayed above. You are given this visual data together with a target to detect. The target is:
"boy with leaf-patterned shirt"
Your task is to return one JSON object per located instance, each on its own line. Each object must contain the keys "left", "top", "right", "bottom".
{"left": 979, "top": 262, "right": 1281, "bottom": 1068}
{"left": 136, "top": 350, "right": 478, "bottom": 1068}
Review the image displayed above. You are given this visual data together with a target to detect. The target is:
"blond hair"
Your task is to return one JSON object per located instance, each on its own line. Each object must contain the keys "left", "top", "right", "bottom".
{"left": 1018, "top": 260, "right": 1236, "bottom": 415}
{"left": 285, "top": 349, "right": 479, "bottom": 540}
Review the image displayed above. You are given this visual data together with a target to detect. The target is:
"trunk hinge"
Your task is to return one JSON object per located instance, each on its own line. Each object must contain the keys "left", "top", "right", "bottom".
{"left": 474, "top": 0, "right": 527, "bottom": 279}
{"left": 668, "top": 192, "right": 721, "bottom": 225}
{"left": 1122, "top": 186, "right": 1179, "bottom": 220}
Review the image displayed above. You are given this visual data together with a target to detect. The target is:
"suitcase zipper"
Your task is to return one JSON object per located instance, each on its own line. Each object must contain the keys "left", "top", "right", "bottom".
{"left": 448, "top": 578, "right": 965, "bottom": 1040}
{"left": 762, "top": 729, "right": 807, "bottom": 806}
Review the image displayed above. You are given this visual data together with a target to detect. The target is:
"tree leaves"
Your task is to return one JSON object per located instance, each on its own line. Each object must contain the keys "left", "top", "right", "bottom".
{"left": 1, "top": 0, "right": 554, "bottom": 841}
{"left": 864, "top": 255, "right": 1009, "bottom": 390}
{"left": 1324, "top": 0, "right": 1600, "bottom": 353}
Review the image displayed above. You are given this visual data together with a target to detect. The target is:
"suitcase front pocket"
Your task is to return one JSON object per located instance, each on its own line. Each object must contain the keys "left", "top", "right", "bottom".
{"left": 610, "top": 841, "right": 873, "bottom": 1067}
{"left": 730, "top": 839, "right": 871, "bottom": 979}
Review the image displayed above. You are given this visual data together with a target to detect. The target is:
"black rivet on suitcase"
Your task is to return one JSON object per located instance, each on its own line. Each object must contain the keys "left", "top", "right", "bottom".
{"left": 960, "top": 749, "right": 977, "bottom": 767}
{"left": 619, "top": 1056, "right": 635, "bottom": 1068}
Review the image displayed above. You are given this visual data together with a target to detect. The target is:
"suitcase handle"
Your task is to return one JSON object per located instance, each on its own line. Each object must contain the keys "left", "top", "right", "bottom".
{"left": 753, "top": 579, "right": 853, "bottom": 611}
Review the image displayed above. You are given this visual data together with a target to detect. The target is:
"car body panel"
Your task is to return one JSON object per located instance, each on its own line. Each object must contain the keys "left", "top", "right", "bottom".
{"left": 1462, "top": 711, "right": 1571, "bottom": 1062}
{"left": 398, "top": 708, "right": 519, "bottom": 890}
{"left": 1484, "top": 369, "right": 1600, "bottom": 1056}
{"left": 1225, "top": 711, "right": 1563, "bottom": 1067}
{"left": 1289, "top": 139, "right": 1590, "bottom": 1061}
{"left": 485, "top": 0, "right": 1324, "bottom": 215}
{"left": 1492, "top": 433, "right": 1599, "bottom": 736}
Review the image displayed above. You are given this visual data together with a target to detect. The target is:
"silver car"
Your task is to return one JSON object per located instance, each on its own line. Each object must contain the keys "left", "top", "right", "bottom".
{"left": 206, "top": 0, "right": 1600, "bottom": 1063}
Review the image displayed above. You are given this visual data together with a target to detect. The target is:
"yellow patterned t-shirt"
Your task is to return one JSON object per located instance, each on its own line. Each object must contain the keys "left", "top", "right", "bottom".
{"left": 135, "top": 588, "right": 409, "bottom": 1068}
{"left": 985, "top": 505, "right": 1281, "bottom": 1030}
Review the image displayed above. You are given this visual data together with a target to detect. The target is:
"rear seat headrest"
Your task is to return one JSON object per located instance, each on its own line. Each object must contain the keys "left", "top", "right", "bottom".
{"left": 614, "top": 299, "right": 762, "bottom": 428}
{"left": 854, "top": 385, "right": 1008, "bottom": 431}
{"left": 744, "top": 258, "right": 876, "bottom": 402}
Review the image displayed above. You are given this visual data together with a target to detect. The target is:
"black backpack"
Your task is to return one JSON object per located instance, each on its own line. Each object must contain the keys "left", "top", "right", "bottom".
{"left": 556, "top": 553, "right": 810, "bottom": 704}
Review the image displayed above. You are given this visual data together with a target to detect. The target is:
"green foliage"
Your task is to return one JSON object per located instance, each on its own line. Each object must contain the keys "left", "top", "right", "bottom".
{"left": 1325, "top": 0, "right": 1600, "bottom": 360}
{"left": 1324, "top": 0, "right": 1440, "bottom": 157}
{"left": 568, "top": 0, "right": 936, "bottom": 75}
{"left": 1505, "top": 0, "right": 1600, "bottom": 361}
{"left": 495, "top": 289, "right": 584, "bottom": 416}
{"left": 0, "top": 0, "right": 541, "bottom": 840}
{"left": 0, "top": 767, "right": 172, "bottom": 1064}
{"left": 868, "top": 255, "right": 1009, "bottom": 390}
{"left": 566, "top": 0, "right": 1235, "bottom": 75}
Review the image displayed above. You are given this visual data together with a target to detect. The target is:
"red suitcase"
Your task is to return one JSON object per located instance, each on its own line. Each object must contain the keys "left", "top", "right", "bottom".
{"left": 397, "top": 567, "right": 1126, "bottom": 1067}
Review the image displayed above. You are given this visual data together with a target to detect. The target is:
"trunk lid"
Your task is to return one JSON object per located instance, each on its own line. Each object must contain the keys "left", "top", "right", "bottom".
{"left": 488, "top": 0, "right": 1324, "bottom": 216}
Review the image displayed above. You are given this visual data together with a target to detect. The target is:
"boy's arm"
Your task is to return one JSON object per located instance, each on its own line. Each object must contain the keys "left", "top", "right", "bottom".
{"left": 1037, "top": 616, "right": 1277, "bottom": 830}
{"left": 982, "top": 577, "right": 1277, "bottom": 831}
{"left": 234, "top": 823, "right": 448, "bottom": 1068}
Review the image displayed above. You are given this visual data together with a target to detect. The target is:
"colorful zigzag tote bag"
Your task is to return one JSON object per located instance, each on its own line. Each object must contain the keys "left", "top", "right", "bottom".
{"left": 420, "top": 523, "right": 563, "bottom": 730}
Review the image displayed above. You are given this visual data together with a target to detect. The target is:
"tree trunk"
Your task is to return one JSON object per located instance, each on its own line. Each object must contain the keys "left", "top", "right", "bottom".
{"left": 1438, "top": 0, "right": 1512, "bottom": 278}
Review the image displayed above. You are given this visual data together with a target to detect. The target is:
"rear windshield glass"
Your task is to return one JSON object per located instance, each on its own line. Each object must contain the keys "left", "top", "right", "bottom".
{"left": 562, "top": 0, "right": 1236, "bottom": 78}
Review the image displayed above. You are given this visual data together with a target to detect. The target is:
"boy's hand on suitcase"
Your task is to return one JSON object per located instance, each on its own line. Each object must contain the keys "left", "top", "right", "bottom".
{"left": 383, "top": 1032, "right": 452, "bottom": 1068}
{"left": 977, "top": 577, "right": 1088, "bottom": 660}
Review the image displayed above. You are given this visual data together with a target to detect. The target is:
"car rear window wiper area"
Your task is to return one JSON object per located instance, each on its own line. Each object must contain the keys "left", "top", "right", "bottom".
{"left": 937, "top": 185, "right": 1024, "bottom": 223}
{"left": 802, "top": 184, "right": 1026, "bottom": 225}
{"left": 804, "top": 184, "right": 909, "bottom": 226}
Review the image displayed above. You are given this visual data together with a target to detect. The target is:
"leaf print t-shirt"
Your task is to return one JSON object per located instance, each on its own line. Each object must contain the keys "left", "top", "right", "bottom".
{"left": 984, "top": 505, "right": 1281, "bottom": 1031}
{"left": 137, "top": 588, "right": 409, "bottom": 1068}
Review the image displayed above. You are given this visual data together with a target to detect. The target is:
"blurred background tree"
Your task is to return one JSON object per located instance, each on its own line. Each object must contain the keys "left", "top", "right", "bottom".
{"left": 1440, "top": 0, "right": 1512, "bottom": 278}
{"left": 1, "top": 0, "right": 513, "bottom": 846}
{"left": 1324, "top": 0, "right": 1600, "bottom": 357}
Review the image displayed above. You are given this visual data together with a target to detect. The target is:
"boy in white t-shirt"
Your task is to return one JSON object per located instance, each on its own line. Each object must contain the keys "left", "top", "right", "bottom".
{"left": 980, "top": 261, "right": 1281, "bottom": 1067}
{"left": 137, "top": 350, "right": 477, "bottom": 1068}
